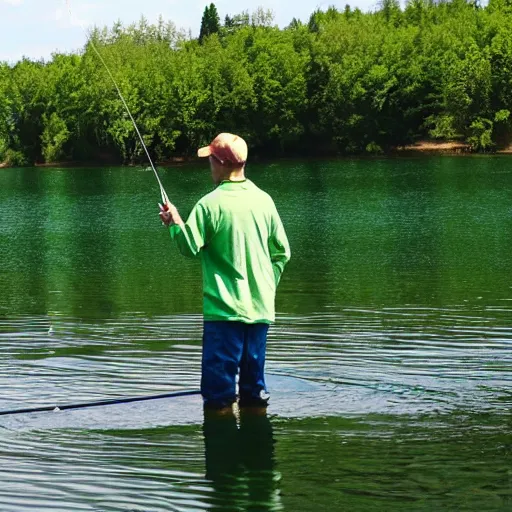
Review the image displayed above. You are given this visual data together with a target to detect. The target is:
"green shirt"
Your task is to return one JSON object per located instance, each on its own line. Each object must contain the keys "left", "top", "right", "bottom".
{"left": 169, "top": 179, "right": 290, "bottom": 323}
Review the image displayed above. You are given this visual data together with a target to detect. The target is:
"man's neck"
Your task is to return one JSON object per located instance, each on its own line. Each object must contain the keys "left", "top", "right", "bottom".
{"left": 226, "top": 168, "right": 245, "bottom": 181}
{"left": 217, "top": 168, "right": 245, "bottom": 184}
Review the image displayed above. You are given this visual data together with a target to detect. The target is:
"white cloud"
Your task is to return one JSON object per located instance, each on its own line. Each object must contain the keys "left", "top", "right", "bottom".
{"left": 2, "top": 0, "right": 24, "bottom": 5}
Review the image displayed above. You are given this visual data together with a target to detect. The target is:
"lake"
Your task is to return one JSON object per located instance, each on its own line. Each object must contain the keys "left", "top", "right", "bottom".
{"left": 0, "top": 157, "right": 510, "bottom": 511}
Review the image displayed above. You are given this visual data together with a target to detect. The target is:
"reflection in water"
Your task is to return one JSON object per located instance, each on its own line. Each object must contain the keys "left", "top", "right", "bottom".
{"left": 203, "top": 409, "right": 282, "bottom": 511}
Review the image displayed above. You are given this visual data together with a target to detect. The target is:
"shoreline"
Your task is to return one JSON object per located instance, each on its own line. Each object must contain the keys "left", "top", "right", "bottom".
{"left": 395, "top": 141, "right": 471, "bottom": 154}
{"left": 2, "top": 141, "right": 512, "bottom": 169}
{"left": 396, "top": 140, "right": 512, "bottom": 154}
{"left": 0, "top": 156, "right": 195, "bottom": 170}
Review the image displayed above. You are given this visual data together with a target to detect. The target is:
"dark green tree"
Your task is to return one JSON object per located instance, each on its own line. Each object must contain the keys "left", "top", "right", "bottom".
{"left": 199, "top": 3, "right": 221, "bottom": 43}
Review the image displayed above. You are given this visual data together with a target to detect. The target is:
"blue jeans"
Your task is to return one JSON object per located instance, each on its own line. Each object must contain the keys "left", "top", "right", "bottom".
{"left": 201, "top": 321, "right": 269, "bottom": 408}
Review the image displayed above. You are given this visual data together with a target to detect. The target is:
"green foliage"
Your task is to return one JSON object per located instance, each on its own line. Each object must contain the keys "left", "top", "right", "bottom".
{"left": 426, "top": 115, "right": 460, "bottom": 140}
{"left": 41, "top": 113, "right": 70, "bottom": 162}
{"left": 3, "top": 149, "right": 30, "bottom": 167}
{"left": 4, "top": 3, "right": 512, "bottom": 165}
{"left": 468, "top": 117, "right": 494, "bottom": 150}
{"left": 366, "top": 141, "right": 384, "bottom": 154}
{"left": 494, "top": 109, "right": 510, "bottom": 122}
{"left": 0, "top": 64, "right": 10, "bottom": 162}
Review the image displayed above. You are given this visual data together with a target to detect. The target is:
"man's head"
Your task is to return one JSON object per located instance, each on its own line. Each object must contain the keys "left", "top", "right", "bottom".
{"left": 198, "top": 133, "right": 248, "bottom": 184}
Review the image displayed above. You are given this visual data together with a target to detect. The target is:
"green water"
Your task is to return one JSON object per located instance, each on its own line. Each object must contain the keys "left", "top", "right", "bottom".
{"left": 0, "top": 158, "right": 510, "bottom": 511}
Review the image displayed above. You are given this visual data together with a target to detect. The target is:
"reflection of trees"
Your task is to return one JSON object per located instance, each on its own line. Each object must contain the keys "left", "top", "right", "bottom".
{"left": 3, "top": 159, "right": 512, "bottom": 317}
{"left": 0, "top": 169, "right": 48, "bottom": 316}
{"left": 45, "top": 168, "right": 116, "bottom": 318}
{"left": 253, "top": 163, "right": 334, "bottom": 315}
{"left": 385, "top": 161, "right": 440, "bottom": 305}
{"left": 203, "top": 409, "right": 282, "bottom": 511}
{"left": 433, "top": 157, "right": 512, "bottom": 305}
{"left": 272, "top": 159, "right": 440, "bottom": 309}
{"left": 45, "top": 167, "right": 205, "bottom": 318}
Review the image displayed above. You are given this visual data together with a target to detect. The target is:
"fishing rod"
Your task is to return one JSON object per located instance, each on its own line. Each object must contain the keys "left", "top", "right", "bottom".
{"left": 0, "top": 389, "right": 201, "bottom": 417}
{"left": 65, "top": 0, "right": 170, "bottom": 209}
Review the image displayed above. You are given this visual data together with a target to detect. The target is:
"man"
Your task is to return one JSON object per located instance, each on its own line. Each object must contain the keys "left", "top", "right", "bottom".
{"left": 159, "top": 133, "right": 290, "bottom": 411}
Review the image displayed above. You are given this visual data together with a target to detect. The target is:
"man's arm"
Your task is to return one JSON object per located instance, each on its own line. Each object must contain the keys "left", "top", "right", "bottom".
{"left": 269, "top": 205, "right": 291, "bottom": 286}
{"left": 160, "top": 202, "right": 209, "bottom": 258}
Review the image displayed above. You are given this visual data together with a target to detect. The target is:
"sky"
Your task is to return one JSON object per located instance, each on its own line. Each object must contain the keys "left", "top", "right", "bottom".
{"left": 0, "top": 0, "right": 379, "bottom": 63}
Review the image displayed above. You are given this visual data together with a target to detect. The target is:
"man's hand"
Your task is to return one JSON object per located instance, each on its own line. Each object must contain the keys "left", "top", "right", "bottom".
{"left": 159, "top": 202, "right": 184, "bottom": 227}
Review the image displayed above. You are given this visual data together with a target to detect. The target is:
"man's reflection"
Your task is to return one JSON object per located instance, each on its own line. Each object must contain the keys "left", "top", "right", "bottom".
{"left": 203, "top": 407, "right": 282, "bottom": 511}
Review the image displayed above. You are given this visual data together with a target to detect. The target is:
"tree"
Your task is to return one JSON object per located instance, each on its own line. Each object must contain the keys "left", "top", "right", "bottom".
{"left": 199, "top": 3, "right": 221, "bottom": 43}
{"left": 223, "top": 11, "right": 250, "bottom": 35}
{"left": 251, "top": 7, "right": 275, "bottom": 27}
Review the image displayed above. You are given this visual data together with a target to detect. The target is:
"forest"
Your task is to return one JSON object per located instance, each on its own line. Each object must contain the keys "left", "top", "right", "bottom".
{"left": 2, "top": 0, "right": 512, "bottom": 166}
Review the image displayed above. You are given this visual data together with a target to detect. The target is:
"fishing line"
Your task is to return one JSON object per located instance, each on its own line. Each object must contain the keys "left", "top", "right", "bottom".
{"left": 64, "top": 0, "right": 170, "bottom": 206}
{"left": 0, "top": 389, "right": 201, "bottom": 417}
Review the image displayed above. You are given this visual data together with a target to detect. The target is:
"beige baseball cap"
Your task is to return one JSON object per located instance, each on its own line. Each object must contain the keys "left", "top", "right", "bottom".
{"left": 198, "top": 133, "right": 248, "bottom": 165}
